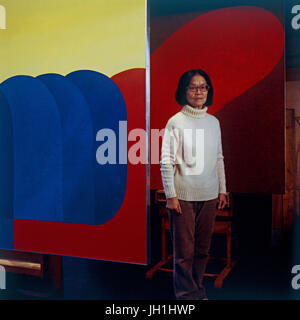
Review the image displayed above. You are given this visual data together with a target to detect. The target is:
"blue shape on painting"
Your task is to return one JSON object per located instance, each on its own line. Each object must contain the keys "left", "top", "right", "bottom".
{"left": 0, "top": 91, "right": 14, "bottom": 248}
{"left": 37, "top": 73, "right": 95, "bottom": 224}
{"left": 0, "top": 76, "right": 63, "bottom": 222}
{"left": 67, "top": 70, "right": 127, "bottom": 224}
{"left": 0, "top": 70, "right": 127, "bottom": 236}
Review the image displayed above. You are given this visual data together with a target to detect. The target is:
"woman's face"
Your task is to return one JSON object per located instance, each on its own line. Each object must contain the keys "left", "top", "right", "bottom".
{"left": 186, "top": 74, "right": 209, "bottom": 109}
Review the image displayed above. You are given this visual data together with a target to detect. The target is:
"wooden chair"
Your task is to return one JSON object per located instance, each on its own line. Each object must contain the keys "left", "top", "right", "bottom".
{"left": 146, "top": 190, "right": 237, "bottom": 288}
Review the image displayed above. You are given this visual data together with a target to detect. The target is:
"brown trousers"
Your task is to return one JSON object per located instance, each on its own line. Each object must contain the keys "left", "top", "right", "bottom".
{"left": 169, "top": 198, "right": 218, "bottom": 300}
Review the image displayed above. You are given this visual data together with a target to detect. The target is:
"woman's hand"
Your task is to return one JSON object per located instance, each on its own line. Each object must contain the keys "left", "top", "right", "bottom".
{"left": 166, "top": 197, "right": 182, "bottom": 214}
{"left": 218, "top": 193, "right": 227, "bottom": 210}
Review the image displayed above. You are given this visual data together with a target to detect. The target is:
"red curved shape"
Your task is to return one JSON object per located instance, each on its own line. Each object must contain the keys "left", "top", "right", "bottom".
{"left": 150, "top": 6, "right": 284, "bottom": 189}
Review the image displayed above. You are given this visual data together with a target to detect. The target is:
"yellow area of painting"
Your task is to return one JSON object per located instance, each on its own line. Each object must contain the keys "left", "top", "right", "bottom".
{"left": 0, "top": 0, "right": 146, "bottom": 82}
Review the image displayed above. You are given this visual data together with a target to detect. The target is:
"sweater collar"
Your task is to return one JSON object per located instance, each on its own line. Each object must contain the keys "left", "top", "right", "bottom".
{"left": 181, "top": 104, "right": 208, "bottom": 119}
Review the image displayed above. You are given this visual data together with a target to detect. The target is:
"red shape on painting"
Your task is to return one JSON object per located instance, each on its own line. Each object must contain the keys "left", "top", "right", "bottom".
{"left": 150, "top": 6, "right": 284, "bottom": 189}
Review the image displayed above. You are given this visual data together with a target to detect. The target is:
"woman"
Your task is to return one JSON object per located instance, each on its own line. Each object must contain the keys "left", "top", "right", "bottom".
{"left": 160, "top": 69, "right": 227, "bottom": 300}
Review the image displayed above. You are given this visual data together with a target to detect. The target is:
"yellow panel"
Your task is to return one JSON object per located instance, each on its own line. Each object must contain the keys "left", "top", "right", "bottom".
{"left": 0, "top": 0, "right": 146, "bottom": 81}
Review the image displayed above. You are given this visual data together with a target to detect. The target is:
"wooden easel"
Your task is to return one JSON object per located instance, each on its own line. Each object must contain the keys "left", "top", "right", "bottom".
{"left": 0, "top": 250, "right": 63, "bottom": 297}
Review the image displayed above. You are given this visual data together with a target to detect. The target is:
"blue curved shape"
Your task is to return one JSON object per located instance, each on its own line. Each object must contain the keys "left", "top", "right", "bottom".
{"left": 0, "top": 91, "right": 14, "bottom": 249}
{"left": 0, "top": 76, "right": 63, "bottom": 222}
{"left": 67, "top": 70, "right": 127, "bottom": 224}
{"left": 37, "top": 73, "right": 95, "bottom": 224}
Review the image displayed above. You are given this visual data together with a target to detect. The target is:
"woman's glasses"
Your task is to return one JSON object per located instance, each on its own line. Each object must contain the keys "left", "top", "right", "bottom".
{"left": 187, "top": 84, "right": 210, "bottom": 93}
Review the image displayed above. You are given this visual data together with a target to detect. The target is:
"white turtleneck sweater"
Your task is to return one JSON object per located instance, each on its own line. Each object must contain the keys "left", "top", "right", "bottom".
{"left": 160, "top": 105, "right": 226, "bottom": 201}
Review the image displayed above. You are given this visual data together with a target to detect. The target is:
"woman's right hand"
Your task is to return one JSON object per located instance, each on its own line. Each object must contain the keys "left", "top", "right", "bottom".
{"left": 166, "top": 197, "right": 182, "bottom": 214}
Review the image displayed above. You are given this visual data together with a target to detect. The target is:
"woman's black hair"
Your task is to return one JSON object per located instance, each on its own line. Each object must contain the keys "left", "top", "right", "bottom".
{"left": 175, "top": 69, "right": 214, "bottom": 107}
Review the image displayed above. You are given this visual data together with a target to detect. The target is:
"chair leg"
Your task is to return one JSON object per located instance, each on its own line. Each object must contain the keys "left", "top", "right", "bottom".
{"left": 226, "top": 226, "right": 232, "bottom": 268}
{"left": 213, "top": 225, "right": 237, "bottom": 288}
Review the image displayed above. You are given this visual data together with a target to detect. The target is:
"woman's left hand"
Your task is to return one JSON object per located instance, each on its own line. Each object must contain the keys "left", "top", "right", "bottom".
{"left": 218, "top": 193, "right": 227, "bottom": 210}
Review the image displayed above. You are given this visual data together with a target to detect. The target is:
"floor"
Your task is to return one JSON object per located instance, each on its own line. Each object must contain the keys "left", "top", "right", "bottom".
{"left": 0, "top": 229, "right": 298, "bottom": 300}
{"left": 58, "top": 231, "right": 297, "bottom": 300}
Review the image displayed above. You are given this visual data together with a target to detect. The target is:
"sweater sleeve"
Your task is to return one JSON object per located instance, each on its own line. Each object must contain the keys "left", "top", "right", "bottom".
{"left": 160, "top": 121, "right": 179, "bottom": 199}
{"left": 217, "top": 121, "right": 227, "bottom": 194}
